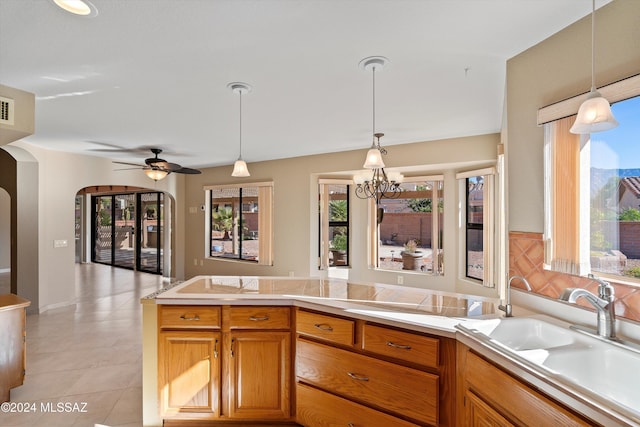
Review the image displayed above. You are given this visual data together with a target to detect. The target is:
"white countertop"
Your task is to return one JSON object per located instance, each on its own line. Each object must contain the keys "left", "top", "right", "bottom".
{"left": 148, "top": 275, "right": 500, "bottom": 337}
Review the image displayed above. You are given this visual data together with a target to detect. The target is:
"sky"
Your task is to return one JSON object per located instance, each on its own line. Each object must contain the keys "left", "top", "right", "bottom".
{"left": 590, "top": 95, "right": 640, "bottom": 170}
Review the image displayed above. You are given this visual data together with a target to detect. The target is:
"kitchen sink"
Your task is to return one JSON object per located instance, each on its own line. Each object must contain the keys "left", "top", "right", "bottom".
{"left": 457, "top": 315, "right": 640, "bottom": 418}
{"left": 458, "top": 316, "right": 577, "bottom": 351}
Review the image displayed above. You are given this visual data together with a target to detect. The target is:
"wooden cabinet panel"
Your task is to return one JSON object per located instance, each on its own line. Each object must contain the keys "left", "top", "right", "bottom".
{"left": 463, "top": 348, "right": 592, "bottom": 427}
{"left": 296, "top": 339, "right": 438, "bottom": 425}
{"left": 296, "top": 309, "right": 355, "bottom": 346}
{"left": 158, "top": 331, "right": 221, "bottom": 417}
{"left": 228, "top": 306, "right": 290, "bottom": 329}
{"left": 0, "top": 295, "right": 29, "bottom": 403}
{"left": 159, "top": 305, "right": 221, "bottom": 329}
{"left": 362, "top": 323, "right": 439, "bottom": 368}
{"left": 228, "top": 331, "right": 291, "bottom": 419}
{"left": 465, "top": 390, "right": 514, "bottom": 427}
{"left": 296, "top": 383, "right": 420, "bottom": 427}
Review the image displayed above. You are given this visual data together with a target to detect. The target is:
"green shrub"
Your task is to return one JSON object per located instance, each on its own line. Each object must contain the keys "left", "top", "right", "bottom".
{"left": 624, "top": 266, "right": 640, "bottom": 278}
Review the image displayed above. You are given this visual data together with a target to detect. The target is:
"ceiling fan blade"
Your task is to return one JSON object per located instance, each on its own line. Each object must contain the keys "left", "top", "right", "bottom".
{"left": 174, "top": 167, "right": 202, "bottom": 175}
{"left": 163, "top": 162, "right": 185, "bottom": 172}
{"left": 113, "top": 160, "right": 146, "bottom": 167}
{"left": 113, "top": 167, "right": 144, "bottom": 171}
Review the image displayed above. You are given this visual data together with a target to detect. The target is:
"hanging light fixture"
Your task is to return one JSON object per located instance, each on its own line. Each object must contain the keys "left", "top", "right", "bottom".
{"left": 144, "top": 168, "right": 169, "bottom": 181}
{"left": 228, "top": 82, "right": 252, "bottom": 177}
{"left": 354, "top": 56, "right": 402, "bottom": 204}
{"left": 570, "top": 0, "right": 618, "bottom": 134}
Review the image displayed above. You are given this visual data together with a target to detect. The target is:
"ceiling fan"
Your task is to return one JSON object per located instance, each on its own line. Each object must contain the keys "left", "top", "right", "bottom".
{"left": 114, "top": 148, "right": 202, "bottom": 181}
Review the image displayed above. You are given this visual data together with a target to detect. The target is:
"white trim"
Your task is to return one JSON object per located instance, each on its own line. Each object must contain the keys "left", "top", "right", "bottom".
{"left": 203, "top": 181, "right": 273, "bottom": 191}
{"left": 456, "top": 167, "right": 496, "bottom": 180}
{"left": 538, "top": 73, "right": 640, "bottom": 125}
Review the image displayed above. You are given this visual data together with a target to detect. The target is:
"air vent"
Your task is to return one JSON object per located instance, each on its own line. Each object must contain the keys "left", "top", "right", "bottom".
{"left": 0, "top": 96, "right": 15, "bottom": 125}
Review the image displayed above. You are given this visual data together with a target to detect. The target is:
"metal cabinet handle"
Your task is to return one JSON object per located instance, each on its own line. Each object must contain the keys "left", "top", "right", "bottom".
{"left": 249, "top": 315, "right": 270, "bottom": 321}
{"left": 348, "top": 424, "right": 355, "bottom": 427}
{"left": 347, "top": 372, "right": 369, "bottom": 381}
{"left": 179, "top": 314, "right": 200, "bottom": 321}
{"left": 314, "top": 323, "right": 334, "bottom": 332}
{"left": 230, "top": 338, "right": 235, "bottom": 358}
{"left": 214, "top": 339, "right": 219, "bottom": 359}
{"left": 386, "top": 341, "right": 412, "bottom": 350}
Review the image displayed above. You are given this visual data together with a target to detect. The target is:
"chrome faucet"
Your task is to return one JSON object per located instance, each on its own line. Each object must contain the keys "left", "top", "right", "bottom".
{"left": 499, "top": 275, "right": 533, "bottom": 317}
{"left": 559, "top": 274, "right": 616, "bottom": 339}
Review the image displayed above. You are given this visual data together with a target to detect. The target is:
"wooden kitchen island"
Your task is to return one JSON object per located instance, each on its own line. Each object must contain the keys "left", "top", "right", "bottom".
{"left": 0, "top": 294, "right": 30, "bottom": 403}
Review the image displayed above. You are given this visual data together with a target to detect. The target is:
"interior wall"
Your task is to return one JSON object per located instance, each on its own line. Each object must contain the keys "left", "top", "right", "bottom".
{"left": 8, "top": 141, "right": 180, "bottom": 312}
{"left": 183, "top": 133, "right": 499, "bottom": 294}
{"left": 507, "top": 0, "right": 640, "bottom": 233}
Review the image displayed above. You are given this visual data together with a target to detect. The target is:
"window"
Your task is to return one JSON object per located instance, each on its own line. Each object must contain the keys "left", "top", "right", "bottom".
{"left": 457, "top": 167, "right": 497, "bottom": 287}
{"left": 374, "top": 177, "right": 444, "bottom": 275}
{"left": 319, "top": 180, "right": 350, "bottom": 268}
{"left": 207, "top": 182, "right": 273, "bottom": 265}
{"left": 544, "top": 95, "right": 640, "bottom": 282}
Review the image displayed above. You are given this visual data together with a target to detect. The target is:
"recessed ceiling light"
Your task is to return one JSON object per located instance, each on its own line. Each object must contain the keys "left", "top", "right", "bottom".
{"left": 51, "top": 0, "right": 98, "bottom": 17}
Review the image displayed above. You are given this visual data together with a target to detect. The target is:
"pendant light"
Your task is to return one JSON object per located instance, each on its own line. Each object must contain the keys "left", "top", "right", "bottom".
{"left": 354, "top": 56, "right": 402, "bottom": 204}
{"left": 570, "top": 0, "right": 618, "bottom": 134}
{"left": 228, "top": 82, "right": 251, "bottom": 177}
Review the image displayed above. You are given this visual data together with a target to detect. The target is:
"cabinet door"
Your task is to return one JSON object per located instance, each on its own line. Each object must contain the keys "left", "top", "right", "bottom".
{"left": 227, "top": 331, "right": 291, "bottom": 419}
{"left": 465, "top": 390, "right": 515, "bottom": 427}
{"left": 158, "top": 331, "right": 221, "bottom": 417}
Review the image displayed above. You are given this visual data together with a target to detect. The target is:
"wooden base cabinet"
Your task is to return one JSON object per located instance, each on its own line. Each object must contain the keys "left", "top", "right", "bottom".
{"left": 0, "top": 295, "right": 30, "bottom": 403}
{"left": 457, "top": 342, "right": 596, "bottom": 427}
{"left": 159, "top": 331, "right": 221, "bottom": 417}
{"left": 158, "top": 305, "right": 292, "bottom": 423}
{"left": 227, "top": 331, "right": 291, "bottom": 419}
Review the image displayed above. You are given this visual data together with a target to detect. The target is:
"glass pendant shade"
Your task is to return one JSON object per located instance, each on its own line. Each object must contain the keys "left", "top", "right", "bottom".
{"left": 231, "top": 158, "right": 250, "bottom": 177}
{"left": 570, "top": 90, "right": 619, "bottom": 134}
{"left": 363, "top": 147, "right": 385, "bottom": 169}
{"left": 145, "top": 169, "right": 168, "bottom": 181}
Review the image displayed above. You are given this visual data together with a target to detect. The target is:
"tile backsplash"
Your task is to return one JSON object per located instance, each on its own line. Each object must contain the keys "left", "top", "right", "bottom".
{"left": 509, "top": 231, "right": 640, "bottom": 322}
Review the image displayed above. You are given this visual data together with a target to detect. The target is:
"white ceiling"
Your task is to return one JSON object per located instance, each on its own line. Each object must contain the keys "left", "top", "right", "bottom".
{"left": 0, "top": 0, "right": 609, "bottom": 170}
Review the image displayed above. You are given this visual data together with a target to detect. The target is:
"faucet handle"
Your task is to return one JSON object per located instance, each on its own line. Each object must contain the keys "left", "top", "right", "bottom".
{"left": 588, "top": 274, "right": 614, "bottom": 301}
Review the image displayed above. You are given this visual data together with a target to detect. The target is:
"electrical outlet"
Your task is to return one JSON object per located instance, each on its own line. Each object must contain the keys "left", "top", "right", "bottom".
{"left": 397, "top": 275, "right": 403, "bottom": 285}
{"left": 193, "top": 258, "right": 198, "bottom": 266}
{"left": 199, "top": 259, "right": 203, "bottom": 266}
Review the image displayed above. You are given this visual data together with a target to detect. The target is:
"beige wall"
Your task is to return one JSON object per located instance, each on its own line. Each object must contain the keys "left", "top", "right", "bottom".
{"left": 507, "top": 0, "right": 640, "bottom": 233}
{"left": 182, "top": 133, "right": 499, "bottom": 294}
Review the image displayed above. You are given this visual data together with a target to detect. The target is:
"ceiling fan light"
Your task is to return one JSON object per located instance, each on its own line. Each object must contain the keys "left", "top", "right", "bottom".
{"left": 570, "top": 90, "right": 619, "bottom": 134}
{"left": 145, "top": 169, "right": 169, "bottom": 181}
{"left": 231, "top": 159, "right": 250, "bottom": 177}
{"left": 363, "top": 147, "right": 385, "bottom": 169}
{"left": 51, "top": 0, "right": 97, "bottom": 16}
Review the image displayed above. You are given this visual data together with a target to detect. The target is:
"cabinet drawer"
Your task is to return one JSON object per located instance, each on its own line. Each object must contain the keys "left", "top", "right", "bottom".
{"left": 362, "top": 323, "right": 439, "bottom": 368}
{"left": 296, "top": 339, "right": 438, "bottom": 425}
{"left": 296, "top": 310, "right": 355, "bottom": 346}
{"left": 228, "top": 306, "right": 290, "bottom": 329}
{"left": 296, "top": 383, "right": 420, "bottom": 427}
{"left": 159, "top": 305, "right": 221, "bottom": 329}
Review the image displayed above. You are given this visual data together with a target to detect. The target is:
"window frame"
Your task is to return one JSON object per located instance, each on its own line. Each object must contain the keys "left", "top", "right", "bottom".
{"left": 370, "top": 175, "right": 445, "bottom": 275}
{"left": 318, "top": 179, "right": 351, "bottom": 269}
{"left": 457, "top": 167, "right": 498, "bottom": 287}
{"left": 205, "top": 181, "right": 274, "bottom": 265}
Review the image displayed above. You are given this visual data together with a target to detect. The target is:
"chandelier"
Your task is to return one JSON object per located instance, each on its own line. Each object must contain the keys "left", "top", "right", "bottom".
{"left": 354, "top": 133, "right": 403, "bottom": 205}
{"left": 354, "top": 56, "right": 403, "bottom": 204}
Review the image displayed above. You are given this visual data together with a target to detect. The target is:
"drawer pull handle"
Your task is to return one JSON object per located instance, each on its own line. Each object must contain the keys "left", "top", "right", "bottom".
{"left": 214, "top": 339, "right": 219, "bottom": 359}
{"left": 387, "top": 341, "right": 412, "bottom": 350}
{"left": 179, "top": 314, "right": 200, "bottom": 321}
{"left": 347, "top": 372, "right": 369, "bottom": 381}
{"left": 314, "top": 323, "right": 334, "bottom": 332}
{"left": 348, "top": 424, "right": 355, "bottom": 427}
{"left": 249, "top": 315, "right": 270, "bottom": 321}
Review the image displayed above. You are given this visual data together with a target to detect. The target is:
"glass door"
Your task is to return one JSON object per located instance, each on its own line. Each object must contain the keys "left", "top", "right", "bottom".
{"left": 137, "top": 192, "right": 163, "bottom": 274}
{"left": 91, "top": 192, "right": 163, "bottom": 274}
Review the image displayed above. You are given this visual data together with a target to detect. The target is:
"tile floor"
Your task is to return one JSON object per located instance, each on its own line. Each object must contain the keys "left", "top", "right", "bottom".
{"left": 0, "top": 264, "right": 166, "bottom": 427}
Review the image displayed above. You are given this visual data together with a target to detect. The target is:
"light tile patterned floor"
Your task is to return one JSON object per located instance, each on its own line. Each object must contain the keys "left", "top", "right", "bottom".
{"left": 0, "top": 264, "right": 166, "bottom": 427}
